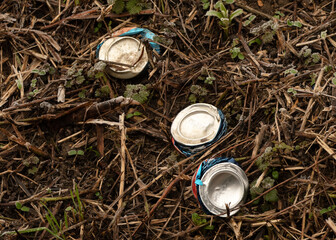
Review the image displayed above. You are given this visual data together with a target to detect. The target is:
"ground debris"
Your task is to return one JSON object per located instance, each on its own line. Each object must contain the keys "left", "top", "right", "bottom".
{"left": 1, "top": 0, "right": 336, "bottom": 239}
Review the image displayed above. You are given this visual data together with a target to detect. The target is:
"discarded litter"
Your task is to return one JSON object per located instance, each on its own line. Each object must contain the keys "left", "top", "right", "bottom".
{"left": 97, "top": 36, "right": 148, "bottom": 79}
{"left": 192, "top": 157, "right": 248, "bottom": 217}
{"left": 96, "top": 27, "right": 160, "bottom": 79}
{"left": 171, "top": 103, "right": 227, "bottom": 156}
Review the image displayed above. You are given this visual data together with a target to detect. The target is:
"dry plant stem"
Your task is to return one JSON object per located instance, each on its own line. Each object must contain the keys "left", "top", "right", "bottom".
{"left": 51, "top": 96, "right": 140, "bottom": 127}
{"left": 132, "top": 121, "right": 243, "bottom": 237}
{"left": 156, "top": 192, "right": 183, "bottom": 239}
{"left": 326, "top": 218, "right": 336, "bottom": 234}
{"left": 0, "top": 128, "right": 49, "bottom": 158}
{"left": 235, "top": 3, "right": 273, "bottom": 19}
{"left": 114, "top": 113, "right": 126, "bottom": 239}
{"left": 300, "top": 67, "right": 324, "bottom": 131}
{"left": 243, "top": 155, "right": 332, "bottom": 207}
{"left": 251, "top": 123, "right": 267, "bottom": 159}
{"left": 229, "top": 218, "right": 243, "bottom": 240}
{"left": 0, "top": 177, "right": 61, "bottom": 206}
{"left": 290, "top": 18, "right": 336, "bottom": 45}
{"left": 238, "top": 34, "right": 265, "bottom": 73}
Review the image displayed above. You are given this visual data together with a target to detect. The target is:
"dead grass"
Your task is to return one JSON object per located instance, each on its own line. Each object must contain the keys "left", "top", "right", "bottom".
{"left": 0, "top": 0, "right": 336, "bottom": 239}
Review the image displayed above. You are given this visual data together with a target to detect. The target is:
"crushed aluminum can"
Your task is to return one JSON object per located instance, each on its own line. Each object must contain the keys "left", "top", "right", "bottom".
{"left": 171, "top": 103, "right": 227, "bottom": 157}
{"left": 192, "top": 157, "right": 248, "bottom": 217}
{"left": 97, "top": 36, "right": 149, "bottom": 79}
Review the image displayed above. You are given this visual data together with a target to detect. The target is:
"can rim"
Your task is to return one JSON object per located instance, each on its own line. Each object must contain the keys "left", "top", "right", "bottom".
{"left": 98, "top": 36, "right": 148, "bottom": 78}
{"left": 198, "top": 162, "right": 248, "bottom": 217}
{"left": 171, "top": 103, "right": 221, "bottom": 146}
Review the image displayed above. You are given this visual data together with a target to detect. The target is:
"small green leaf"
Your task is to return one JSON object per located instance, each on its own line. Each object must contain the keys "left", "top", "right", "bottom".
{"left": 287, "top": 20, "right": 302, "bottom": 28}
{"left": 311, "top": 53, "right": 320, "bottom": 63}
{"left": 262, "top": 177, "right": 275, "bottom": 189}
{"left": 77, "top": 150, "right": 84, "bottom": 156}
{"left": 95, "top": 89, "right": 101, "bottom": 97}
{"left": 272, "top": 170, "right": 279, "bottom": 180}
{"left": 15, "top": 201, "right": 23, "bottom": 209}
{"left": 203, "top": 2, "right": 210, "bottom": 9}
{"left": 206, "top": 10, "right": 223, "bottom": 19}
{"left": 293, "top": 21, "right": 302, "bottom": 27}
{"left": 126, "top": 0, "right": 142, "bottom": 14}
{"left": 100, "top": 85, "right": 110, "bottom": 94}
{"left": 15, "top": 79, "right": 22, "bottom": 90}
{"left": 218, "top": 2, "right": 226, "bottom": 12}
{"left": 20, "top": 206, "right": 30, "bottom": 212}
{"left": 65, "top": 206, "right": 73, "bottom": 212}
{"left": 248, "top": 38, "right": 261, "bottom": 46}
{"left": 274, "top": 11, "right": 284, "bottom": 17}
{"left": 238, "top": 52, "right": 244, "bottom": 60}
{"left": 112, "top": 0, "right": 125, "bottom": 14}
{"left": 124, "top": 84, "right": 150, "bottom": 104}
{"left": 321, "top": 30, "right": 327, "bottom": 39}
{"left": 224, "top": 0, "right": 235, "bottom": 4}
{"left": 204, "top": 224, "right": 215, "bottom": 230}
{"left": 189, "top": 94, "right": 197, "bottom": 104}
{"left": 285, "top": 68, "right": 298, "bottom": 75}
{"left": 126, "top": 113, "right": 134, "bottom": 119}
{"left": 192, "top": 213, "right": 206, "bottom": 226}
{"left": 133, "top": 111, "right": 142, "bottom": 116}
{"left": 264, "top": 189, "right": 278, "bottom": 202}
{"left": 78, "top": 90, "right": 86, "bottom": 99}
{"left": 332, "top": 78, "right": 336, "bottom": 85}
{"left": 68, "top": 150, "right": 77, "bottom": 156}
{"left": 49, "top": 67, "right": 56, "bottom": 75}
{"left": 31, "top": 79, "right": 37, "bottom": 88}
{"left": 320, "top": 205, "right": 336, "bottom": 215}
{"left": 324, "top": 65, "right": 332, "bottom": 72}
{"left": 76, "top": 75, "right": 85, "bottom": 85}
{"left": 230, "top": 9, "right": 243, "bottom": 21}
{"left": 28, "top": 166, "right": 38, "bottom": 175}
{"left": 95, "top": 72, "right": 105, "bottom": 79}
{"left": 38, "top": 70, "right": 47, "bottom": 76}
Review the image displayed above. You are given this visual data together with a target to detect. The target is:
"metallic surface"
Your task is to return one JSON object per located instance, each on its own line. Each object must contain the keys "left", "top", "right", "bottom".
{"left": 98, "top": 37, "right": 148, "bottom": 79}
{"left": 171, "top": 103, "right": 221, "bottom": 146}
{"left": 198, "top": 162, "right": 248, "bottom": 217}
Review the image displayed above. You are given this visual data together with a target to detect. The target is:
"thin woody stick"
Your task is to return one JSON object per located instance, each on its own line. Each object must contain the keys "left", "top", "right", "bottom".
{"left": 118, "top": 113, "right": 126, "bottom": 209}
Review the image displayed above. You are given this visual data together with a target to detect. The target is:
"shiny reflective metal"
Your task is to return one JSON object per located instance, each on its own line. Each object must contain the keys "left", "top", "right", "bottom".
{"left": 97, "top": 37, "right": 148, "bottom": 79}
{"left": 171, "top": 103, "right": 221, "bottom": 146}
{"left": 171, "top": 103, "right": 227, "bottom": 156}
{"left": 198, "top": 162, "right": 248, "bottom": 217}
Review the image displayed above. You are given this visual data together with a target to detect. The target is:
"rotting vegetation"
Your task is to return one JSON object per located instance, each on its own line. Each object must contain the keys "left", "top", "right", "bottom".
{"left": 1, "top": 0, "right": 336, "bottom": 239}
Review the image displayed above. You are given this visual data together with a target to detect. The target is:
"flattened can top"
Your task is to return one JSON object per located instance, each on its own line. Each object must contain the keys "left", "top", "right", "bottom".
{"left": 193, "top": 158, "right": 248, "bottom": 217}
{"left": 171, "top": 103, "right": 221, "bottom": 146}
{"left": 97, "top": 36, "right": 148, "bottom": 79}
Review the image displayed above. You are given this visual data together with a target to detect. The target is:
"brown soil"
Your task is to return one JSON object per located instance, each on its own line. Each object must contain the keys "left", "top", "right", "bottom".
{"left": 1, "top": 0, "right": 336, "bottom": 239}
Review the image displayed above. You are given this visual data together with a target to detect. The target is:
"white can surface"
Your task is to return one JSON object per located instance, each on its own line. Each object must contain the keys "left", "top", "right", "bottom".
{"left": 97, "top": 37, "right": 148, "bottom": 79}
{"left": 171, "top": 103, "right": 222, "bottom": 146}
{"left": 197, "top": 162, "right": 248, "bottom": 217}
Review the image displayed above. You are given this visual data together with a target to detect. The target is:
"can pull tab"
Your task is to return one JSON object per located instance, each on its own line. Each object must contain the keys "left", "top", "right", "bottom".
{"left": 195, "top": 162, "right": 204, "bottom": 186}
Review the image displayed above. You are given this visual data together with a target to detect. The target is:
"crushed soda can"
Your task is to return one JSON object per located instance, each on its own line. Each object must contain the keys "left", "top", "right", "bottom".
{"left": 96, "top": 27, "right": 160, "bottom": 79}
{"left": 97, "top": 36, "right": 149, "bottom": 79}
{"left": 171, "top": 103, "right": 227, "bottom": 156}
{"left": 192, "top": 157, "right": 248, "bottom": 217}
